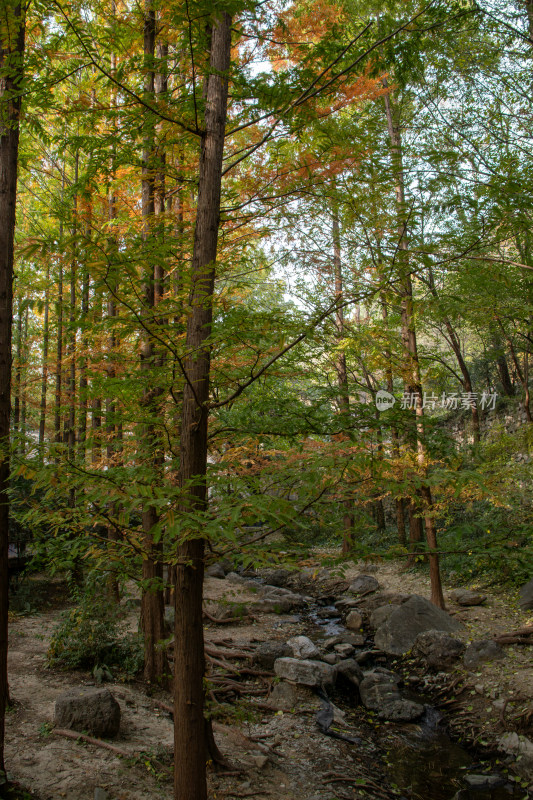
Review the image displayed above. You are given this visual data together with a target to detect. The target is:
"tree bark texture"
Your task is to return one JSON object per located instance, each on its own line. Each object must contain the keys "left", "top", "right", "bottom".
{"left": 0, "top": 2, "right": 25, "bottom": 786}
{"left": 173, "top": 13, "right": 232, "bottom": 800}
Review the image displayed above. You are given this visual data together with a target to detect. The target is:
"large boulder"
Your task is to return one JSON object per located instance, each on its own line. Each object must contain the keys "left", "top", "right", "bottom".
{"left": 463, "top": 639, "right": 505, "bottom": 670}
{"left": 361, "top": 591, "right": 411, "bottom": 614}
{"left": 348, "top": 575, "right": 380, "bottom": 595}
{"left": 519, "top": 578, "right": 533, "bottom": 611}
{"left": 359, "top": 672, "right": 424, "bottom": 722}
{"left": 286, "top": 635, "right": 319, "bottom": 660}
{"left": 55, "top": 688, "right": 121, "bottom": 738}
{"left": 274, "top": 657, "right": 337, "bottom": 687}
{"left": 267, "top": 682, "right": 320, "bottom": 711}
{"left": 253, "top": 641, "right": 292, "bottom": 670}
{"left": 252, "top": 586, "right": 308, "bottom": 613}
{"left": 369, "top": 605, "right": 396, "bottom": 630}
{"left": 374, "top": 595, "right": 463, "bottom": 656}
{"left": 260, "top": 568, "right": 292, "bottom": 587}
{"left": 411, "top": 630, "right": 465, "bottom": 670}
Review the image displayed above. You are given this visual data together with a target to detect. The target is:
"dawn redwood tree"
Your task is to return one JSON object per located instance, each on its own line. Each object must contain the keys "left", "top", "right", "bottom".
{"left": 139, "top": 0, "right": 170, "bottom": 687}
{"left": 173, "top": 10, "right": 232, "bottom": 800}
{"left": 0, "top": 0, "right": 25, "bottom": 790}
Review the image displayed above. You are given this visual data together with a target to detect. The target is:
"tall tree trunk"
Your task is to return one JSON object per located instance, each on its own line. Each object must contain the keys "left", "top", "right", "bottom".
{"left": 139, "top": 0, "right": 170, "bottom": 687}
{"left": 78, "top": 194, "right": 90, "bottom": 456}
{"left": 39, "top": 262, "right": 50, "bottom": 452}
{"left": 66, "top": 152, "right": 79, "bottom": 464}
{"left": 0, "top": 2, "right": 25, "bottom": 788}
{"left": 54, "top": 181, "right": 65, "bottom": 452}
{"left": 383, "top": 81, "right": 445, "bottom": 608}
{"left": 12, "top": 303, "right": 22, "bottom": 441}
{"left": 379, "top": 292, "right": 406, "bottom": 545}
{"left": 331, "top": 207, "right": 354, "bottom": 553}
{"left": 173, "top": 13, "right": 232, "bottom": 800}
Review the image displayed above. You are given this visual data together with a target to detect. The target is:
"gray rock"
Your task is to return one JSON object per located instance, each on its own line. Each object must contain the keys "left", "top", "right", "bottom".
{"left": 463, "top": 639, "right": 505, "bottom": 670}
{"left": 348, "top": 575, "right": 380, "bottom": 595}
{"left": 359, "top": 672, "right": 424, "bottom": 722}
{"left": 334, "top": 643, "right": 354, "bottom": 658}
{"left": 315, "top": 607, "right": 339, "bottom": 619}
{"left": 345, "top": 610, "right": 363, "bottom": 631}
{"left": 450, "top": 589, "right": 487, "bottom": 606}
{"left": 374, "top": 595, "right": 463, "bottom": 655}
{"left": 253, "top": 641, "right": 292, "bottom": 670}
{"left": 286, "top": 635, "right": 319, "bottom": 660}
{"left": 520, "top": 577, "right": 533, "bottom": 611}
{"left": 206, "top": 563, "right": 226, "bottom": 579}
{"left": 323, "top": 633, "right": 364, "bottom": 650}
{"left": 354, "top": 649, "right": 377, "bottom": 665}
{"left": 251, "top": 590, "right": 306, "bottom": 614}
{"left": 226, "top": 571, "right": 250, "bottom": 585}
{"left": 322, "top": 653, "right": 339, "bottom": 665}
{"left": 55, "top": 688, "right": 121, "bottom": 738}
{"left": 94, "top": 790, "right": 109, "bottom": 800}
{"left": 411, "top": 630, "right": 466, "bottom": 670}
{"left": 362, "top": 592, "right": 411, "bottom": 614}
{"left": 261, "top": 568, "right": 291, "bottom": 587}
{"left": 336, "top": 658, "right": 364, "bottom": 687}
{"left": 498, "top": 732, "right": 533, "bottom": 779}
{"left": 464, "top": 775, "right": 504, "bottom": 789}
{"left": 274, "top": 657, "right": 337, "bottom": 687}
{"left": 334, "top": 597, "right": 360, "bottom": 611}
{"left": 267, "top": 682, "right": 317, "bottom": 711}
{"left": 369, "top": 605, "right": 396, "bottom": 630}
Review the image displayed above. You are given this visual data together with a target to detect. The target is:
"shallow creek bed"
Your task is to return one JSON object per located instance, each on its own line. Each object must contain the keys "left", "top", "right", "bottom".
{"left": 4, "top": 560, "right": 533, "bottom": 800}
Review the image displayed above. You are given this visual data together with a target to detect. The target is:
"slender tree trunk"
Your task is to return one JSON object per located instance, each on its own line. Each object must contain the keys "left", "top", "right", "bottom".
{"left": 39, "top": 263, "right": 50, "bottom": 451}
{"left": 383, "top": 82, "right": 444, "bottom": 608}
{"left": 0, "top": 3, "right": 25, "bottom": 788}
{"left": 174, "top": 14, "right": 232, "bottom": 800}
{"left": 379, "top": 292, "right": 406, "bottom": 545}
{"left": 139, "top": 0, "right": 170, "bottom": 687}
{"left": 332, "top": 207, "right": 354, "bottom": 552}
{"left": 78, "top": 191, "right": 90, "bottom": 455}
{"left": 12, "top": 303, "right": 22, "bottom": 436}
{"left": 66, "top": 152, "right": 79, "bottom": 464}
{"left": 20, "top": 304, "right": 28, "bottom": 445}
{"left": 91, "top": 305, "right": 102, "bottom": 465}
{"left": 54, "top": 206, "right": 64, "bottom": 451}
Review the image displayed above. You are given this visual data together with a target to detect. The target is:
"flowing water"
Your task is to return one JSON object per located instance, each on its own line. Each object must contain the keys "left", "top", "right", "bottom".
{"left": 307, "top": 606, "right": 528, "bottom": 800}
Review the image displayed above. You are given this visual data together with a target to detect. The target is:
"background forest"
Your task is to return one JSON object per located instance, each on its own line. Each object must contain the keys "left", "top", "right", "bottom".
{"left": 0, "top": 0, "right": 532, "bottom": 798}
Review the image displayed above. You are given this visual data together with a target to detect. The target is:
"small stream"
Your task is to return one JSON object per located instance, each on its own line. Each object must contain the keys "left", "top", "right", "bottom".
{"left": 305, "top": 604, "right": 528, "bottom": 800}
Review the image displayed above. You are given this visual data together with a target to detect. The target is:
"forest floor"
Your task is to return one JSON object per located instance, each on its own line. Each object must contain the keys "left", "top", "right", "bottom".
{"left": 4, "top": 557, "right": 533, "bottom": 800}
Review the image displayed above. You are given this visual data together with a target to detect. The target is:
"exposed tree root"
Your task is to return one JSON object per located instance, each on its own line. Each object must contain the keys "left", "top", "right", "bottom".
{"left": 52, "top": 728, "right": 132, "bottom": 757}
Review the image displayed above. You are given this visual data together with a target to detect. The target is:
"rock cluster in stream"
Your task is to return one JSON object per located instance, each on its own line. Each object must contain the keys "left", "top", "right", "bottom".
{"left": 206, "top": 564, "right": 518, "bottom": 725}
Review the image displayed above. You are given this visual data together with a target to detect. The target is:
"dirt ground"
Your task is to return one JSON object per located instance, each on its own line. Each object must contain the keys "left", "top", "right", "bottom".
{"left": 5, "top": 558, "right": 533, "bottom": 800}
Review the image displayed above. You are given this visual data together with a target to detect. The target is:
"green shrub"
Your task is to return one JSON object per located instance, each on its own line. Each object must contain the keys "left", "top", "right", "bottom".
{"left": 48, "top": 579, "right": 143, "bottom": 677}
